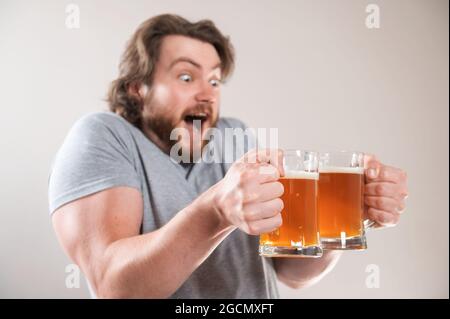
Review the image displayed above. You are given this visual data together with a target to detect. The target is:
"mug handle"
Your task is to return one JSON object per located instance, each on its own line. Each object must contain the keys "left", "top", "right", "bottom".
{"left": 364, "top": 219, "right": 377, "bottom": 230}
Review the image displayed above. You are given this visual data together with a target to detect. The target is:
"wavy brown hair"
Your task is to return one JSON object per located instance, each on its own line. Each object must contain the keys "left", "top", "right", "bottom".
{"left": 107, "top": 14, "right": 235, "bottom": 128}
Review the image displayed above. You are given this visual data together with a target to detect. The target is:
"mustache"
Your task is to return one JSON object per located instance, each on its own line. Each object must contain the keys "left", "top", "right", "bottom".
{"left": 181, "top": 103, "right": 213, "bottom": 118}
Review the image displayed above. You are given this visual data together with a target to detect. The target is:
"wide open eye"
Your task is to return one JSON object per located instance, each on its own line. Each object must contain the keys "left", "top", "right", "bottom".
{"left": 179, "top": 74, "right": 192, "bottom": 82}
{"left": 209, "top": 79, "right": 221, "bottom": 87}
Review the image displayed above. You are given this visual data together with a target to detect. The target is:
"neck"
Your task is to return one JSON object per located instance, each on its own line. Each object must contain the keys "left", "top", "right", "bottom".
{"left": 141, "top": 126, "right": 172, "bottom": 155}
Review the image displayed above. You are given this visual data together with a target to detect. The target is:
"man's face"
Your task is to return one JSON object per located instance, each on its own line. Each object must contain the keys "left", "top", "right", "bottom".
{"left": 140, "top": 35, "right": 222, "bottom": 160}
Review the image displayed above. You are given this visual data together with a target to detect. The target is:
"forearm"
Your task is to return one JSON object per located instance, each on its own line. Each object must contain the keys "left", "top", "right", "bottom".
{"left": 274, "top": 250, "right": 343, "bottom": 289}
{"left": 93, "top": 187, "right": 235, "bottom": 298}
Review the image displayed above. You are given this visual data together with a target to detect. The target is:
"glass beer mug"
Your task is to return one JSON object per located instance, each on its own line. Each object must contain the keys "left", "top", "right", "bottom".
{"left": 318, "top": 151, "right": 373, "bottom": 250}
{"left": 259, "top": 150, "right": 323, "bottom": 257}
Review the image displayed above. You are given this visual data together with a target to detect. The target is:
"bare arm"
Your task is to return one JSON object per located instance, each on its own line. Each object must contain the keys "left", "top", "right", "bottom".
{"left": 52, "top": 149, "right": 285, "bottom": 298}
{"left": 273, "top": 251, "right": 343, "bottom": 289}
{"left": 52, "top": 185, "right": 234, "bottom": 298}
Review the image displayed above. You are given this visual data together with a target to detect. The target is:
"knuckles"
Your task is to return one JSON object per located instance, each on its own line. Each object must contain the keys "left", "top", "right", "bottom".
{"left": 375, "top": 184, "right": 385, "bottom": 196}
{"left": 274, "top": 213, "right": 283, "bottom": 227}
{"left": 375, "top": 197, "right": 385, "bottom": 209}
{"left": 274, "top": 181, "right": 284, "bottom": 197}
{"left": 238, "top": 170, "right": 254, "bottom": 186}
{"left": 222, "top": 157, "right": 287, "bottom": 233}
{"left": 245, "top": 224, "right": 260, "bottom": 236}
{"left": 369, "top": 209, "right": 396, "bottom": 226}
{"left": 274, "top": 198, "right": 284, "bottom": 212}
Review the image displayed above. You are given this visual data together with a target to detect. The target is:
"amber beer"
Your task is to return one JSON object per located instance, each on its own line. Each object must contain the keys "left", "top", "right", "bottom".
{"left": 259, "top": 150, "right": 322, "bottom": 257}
{"left": 318, "top": 151, "right": 368, "bottom": 250}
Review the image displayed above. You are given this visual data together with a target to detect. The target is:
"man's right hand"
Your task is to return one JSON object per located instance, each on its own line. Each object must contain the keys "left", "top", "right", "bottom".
{"left": 211, "top": 149, "right": 285, "bottom": 235}
{"left": 51, "top": 148, "right": 286, "bottom": 298}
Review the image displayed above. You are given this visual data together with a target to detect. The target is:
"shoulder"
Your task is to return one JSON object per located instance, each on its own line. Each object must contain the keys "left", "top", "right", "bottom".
{"left": 72, "top": 111, "right": 131, "bottom": 133}
{"left": 67, "top": 111, "right": 135, "bottom": 143}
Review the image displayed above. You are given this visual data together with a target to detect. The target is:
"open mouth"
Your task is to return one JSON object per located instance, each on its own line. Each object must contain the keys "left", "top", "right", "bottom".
{"left": 183, "top": 112, "right": 209, "bottom": 126}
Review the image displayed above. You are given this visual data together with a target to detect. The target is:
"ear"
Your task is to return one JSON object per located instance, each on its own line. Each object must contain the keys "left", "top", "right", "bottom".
{"left": 138, "top": 84, "right": 148, "bottom": 97}
{"left": 127, "top": 81, "right": 148, "bottom": 100}
{"left": 126, "top": 81, "right": 140, "bottom": 99}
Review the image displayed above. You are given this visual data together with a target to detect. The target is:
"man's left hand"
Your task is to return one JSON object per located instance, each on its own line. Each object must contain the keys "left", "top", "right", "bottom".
{"left": 363, "top": 155, "right": 409, "bottom": 228}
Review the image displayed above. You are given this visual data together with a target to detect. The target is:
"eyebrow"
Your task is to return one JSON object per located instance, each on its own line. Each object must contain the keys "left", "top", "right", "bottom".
{"left": 168, "top": 57, "right": 221, "bottom": 71}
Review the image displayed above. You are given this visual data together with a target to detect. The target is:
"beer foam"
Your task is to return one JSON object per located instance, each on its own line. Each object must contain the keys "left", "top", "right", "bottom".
{"left": 319, "top": 166, "right": 364, "bottom": 174}
{"left": 283, "top": 170, "right": 319, "bottom": 180}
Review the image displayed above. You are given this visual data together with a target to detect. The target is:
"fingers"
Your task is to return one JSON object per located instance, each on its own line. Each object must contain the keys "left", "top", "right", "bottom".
{"left": 364, "top": 182, "right": 408, "bottom": 200}
{"left": 232, "top": 161, "right": 280, "bottom": 185}
{"left": 364, "top": 164, "right": 408, "bottom": 226}
{"left": 364, "top": 154, "right": 381, "bottom": 179}
{"left": 242, "top": 198, "right": 284, "bottom": 222}
{"left": 363, "top": 157, "right": 408, "bottom": 229}
{"left": 366, "top": 165, "right": 408, "bottom": 184}
{"left": 242, "top": 149, "right": 285, "bottom": 176}
{"left": 364, "top": 153, "right": 379, "bottom": 168}
{"left": 257, "top": 163, "right": 281, "bottom": 184}
{"left": 366, "top": 207, "right": 400, "bottom": 227}
{"left": 243, "top": 181, "right": 284, "bottom": 203}
{"left": 245, "top": 213, "right": 283, "bottom": 235}
{"left": 364, "top": 195, "right": 406, "bottom": 214}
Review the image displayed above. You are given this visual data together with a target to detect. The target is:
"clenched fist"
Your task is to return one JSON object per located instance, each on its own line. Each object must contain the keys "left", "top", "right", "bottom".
{"left": 364, "top": 154, "right": 409, "bottom": 228}
{"left": 211, "top": 149, "right": 285, "bottom": 235}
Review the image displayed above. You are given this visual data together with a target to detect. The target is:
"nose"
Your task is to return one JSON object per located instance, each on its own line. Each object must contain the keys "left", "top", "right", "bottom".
{"left": 195, "top": 81, "right": 217, "bottom": 104}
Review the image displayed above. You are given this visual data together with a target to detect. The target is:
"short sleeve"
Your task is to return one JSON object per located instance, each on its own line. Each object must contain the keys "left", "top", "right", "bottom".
{"left": 48, "top": 113, "right": 141, "bottom": 214}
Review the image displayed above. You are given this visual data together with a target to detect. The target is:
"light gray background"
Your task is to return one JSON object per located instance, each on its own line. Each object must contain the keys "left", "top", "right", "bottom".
{"left": 0, "top": 0, "right": 448, "bottom": 298}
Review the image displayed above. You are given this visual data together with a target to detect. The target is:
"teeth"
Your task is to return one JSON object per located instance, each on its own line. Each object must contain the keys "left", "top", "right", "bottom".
{"left": 185, "top": 113, "right": 208, "bottom": 121}
{"left": 190, "top": 113, "right": 206, "bottom": 117}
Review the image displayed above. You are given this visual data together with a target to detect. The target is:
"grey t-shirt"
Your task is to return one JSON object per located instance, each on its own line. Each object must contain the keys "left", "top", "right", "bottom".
{"left": 48, "top": 111, "right": 279, "bottom": 299}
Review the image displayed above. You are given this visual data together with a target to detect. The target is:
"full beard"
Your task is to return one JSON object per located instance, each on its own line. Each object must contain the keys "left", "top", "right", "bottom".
{"left": 143, "top": 109, "right": 218, "bottom": 163}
